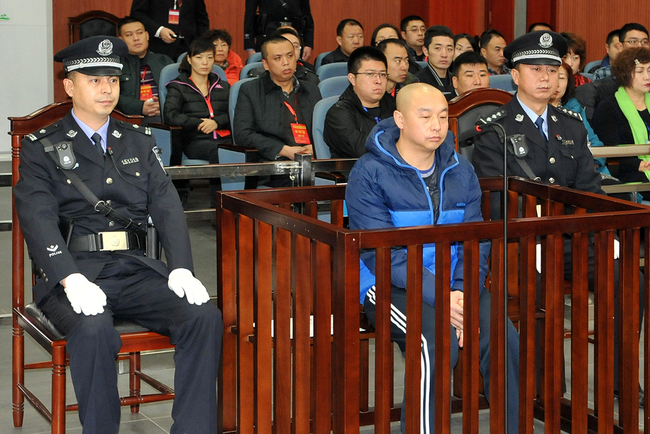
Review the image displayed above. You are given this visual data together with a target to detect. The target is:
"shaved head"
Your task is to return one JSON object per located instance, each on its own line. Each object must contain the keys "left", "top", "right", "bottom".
{"left": 394, "top": 83, "right": 449, "bottom": 169}
{"left": 396, "top": 83, "right": 446, "bottom": 113}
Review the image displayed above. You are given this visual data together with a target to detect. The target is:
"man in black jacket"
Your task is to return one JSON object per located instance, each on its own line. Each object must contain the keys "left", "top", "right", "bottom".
{"left": 323, "top": 46, "right": 396, "bottom": 158}
{"left": 415, "top": 25, "right": 456, "bottom": 101}
{"left": 321, "top": 19, "right": 364, "bottom": 66}
{"left": 234, "top": 36, "right": 321, "bottom": 184}
{"left": 117, "top": 16, "right": 174, "bottom": 125}
{"left": 130, "top": 0, "right": 209, "bottom": 60}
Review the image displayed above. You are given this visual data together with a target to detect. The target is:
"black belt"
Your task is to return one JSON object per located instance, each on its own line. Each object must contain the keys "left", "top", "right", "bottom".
{"left": 68, "top": 231, "right": 145, "bottom": 252}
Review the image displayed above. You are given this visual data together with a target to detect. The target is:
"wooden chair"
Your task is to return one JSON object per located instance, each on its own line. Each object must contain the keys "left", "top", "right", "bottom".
{"left": 10, "top": 102, "right": 176, "bottom": 434}
{"left": 68, "top": 10, "right": 120, "bottom": 45}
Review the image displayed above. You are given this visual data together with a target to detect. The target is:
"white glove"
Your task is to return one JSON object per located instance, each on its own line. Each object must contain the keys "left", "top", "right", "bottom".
{"left": 536, "top": 239, "right": 621, "bottom": 273}
{"left": 63, "top": 273, "right": 107, "bottom": 316}
{"left": 168, "top": 268, "right": 210, "bottom": 305}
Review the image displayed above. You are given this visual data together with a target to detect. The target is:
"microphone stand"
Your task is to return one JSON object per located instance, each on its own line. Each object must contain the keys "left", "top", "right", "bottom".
{"left": 476, "top": 119, "right": 510, "bottom": 432}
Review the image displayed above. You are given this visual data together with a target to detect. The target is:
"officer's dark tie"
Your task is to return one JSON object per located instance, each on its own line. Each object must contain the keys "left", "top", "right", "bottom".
{"left": 91, "top": 133, "right": 104, "bottom": 157}
{"left": 534, "top": 116, "right": 548, "bottom": 145}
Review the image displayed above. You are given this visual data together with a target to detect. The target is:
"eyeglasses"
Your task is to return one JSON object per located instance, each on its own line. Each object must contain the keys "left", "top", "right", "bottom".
{"left": 354, "top": 71, "right": 388, "bottom": 79}
{"left": 625, "top": 39, "right": 650, "bottom": 46}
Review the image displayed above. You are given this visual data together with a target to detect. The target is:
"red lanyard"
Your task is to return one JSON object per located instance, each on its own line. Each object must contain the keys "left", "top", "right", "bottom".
{"left": 190, "top": 77, "right": 214, "bottom": 117}
{"left": 140, "top": 66, "right": 149, "bottom": 83}
{"left": 284, "top": 101, "right": 299, "bottom": 123}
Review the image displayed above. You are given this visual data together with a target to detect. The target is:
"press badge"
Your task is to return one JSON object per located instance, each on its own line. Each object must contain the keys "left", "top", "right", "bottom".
{"left": 168, "top": 9, "right": 180, "bottom": 25}
{"left": 291, "top": 123, "right": 310, "bottom": 145}
{"left": 140, "top": 84, "right": 153, "bottom": 100}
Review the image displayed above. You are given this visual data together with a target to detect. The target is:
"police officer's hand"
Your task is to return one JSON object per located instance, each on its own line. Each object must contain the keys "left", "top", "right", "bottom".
{"left": 198, "top": 119, "right": 218, "bottom": 134}
{"left": 62, "top": 273, "right": 107, "bottom": 316}
{"left": 168, "top": 268, "right": 210, "bottom": 305}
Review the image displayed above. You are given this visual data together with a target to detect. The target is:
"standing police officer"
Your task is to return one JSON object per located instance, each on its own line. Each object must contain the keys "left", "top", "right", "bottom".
{"left": 471, "top": 31, "right": 602, "bottom": 194}
{"left": 244, "top": 0, "right": 315, "bottom": 61}
{"left": 472, "top": 31, "right": 645, "bottom": 407}
{"left": 14, "top": 36, "right": 223, "bottom": 433}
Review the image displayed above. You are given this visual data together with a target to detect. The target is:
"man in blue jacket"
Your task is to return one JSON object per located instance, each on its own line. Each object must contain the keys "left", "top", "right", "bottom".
{"left": 346, "top": 83, "right": 519, "bottom": 433}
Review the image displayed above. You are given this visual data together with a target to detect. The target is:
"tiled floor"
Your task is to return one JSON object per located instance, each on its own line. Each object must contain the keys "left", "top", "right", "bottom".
{"left": 0, "top": 170, "right": 644, "bottom": 433}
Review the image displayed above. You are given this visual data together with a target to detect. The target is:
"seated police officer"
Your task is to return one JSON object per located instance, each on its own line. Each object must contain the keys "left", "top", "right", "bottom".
{"left": 14, "top": 36, "right": 223, "bottom": 434}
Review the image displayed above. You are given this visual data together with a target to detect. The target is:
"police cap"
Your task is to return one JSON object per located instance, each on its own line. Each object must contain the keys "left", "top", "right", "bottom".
{"left": 504, "top": 31, "right": 567, "bottom": 67}
{"left": 54, "top": 36, "right": 127, "bottom": 76}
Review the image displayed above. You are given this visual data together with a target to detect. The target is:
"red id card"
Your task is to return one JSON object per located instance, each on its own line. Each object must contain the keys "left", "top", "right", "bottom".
{"left": 168, "top": 9, "right": 180, "bottom": 25}
{"left": 291, "top": 123, "right": 310, "bottom": 144}
{"left": 140, "top": 84, "right": 153, "bottom": 100}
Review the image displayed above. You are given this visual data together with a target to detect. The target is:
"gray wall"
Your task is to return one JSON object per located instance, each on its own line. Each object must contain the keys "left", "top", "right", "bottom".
{"left": 0, "top": 1, "right": 54, "bottom": 160}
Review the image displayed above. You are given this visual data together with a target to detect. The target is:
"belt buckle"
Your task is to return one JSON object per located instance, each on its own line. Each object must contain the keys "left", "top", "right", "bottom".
{"left": 99, "top": 231, "right": 129, "bottom": 251}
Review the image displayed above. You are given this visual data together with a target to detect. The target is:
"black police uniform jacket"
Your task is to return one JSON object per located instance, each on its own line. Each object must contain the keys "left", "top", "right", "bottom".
{"left": 14, "top": 112, "right": 193, "bottom": 304}
{"left": 471, "top": 96, "right": 604, "bottom": 195}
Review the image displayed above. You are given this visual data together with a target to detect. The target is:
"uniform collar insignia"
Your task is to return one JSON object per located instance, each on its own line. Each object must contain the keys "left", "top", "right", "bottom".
{"left": 39, "top": 129, "right": 47, "bottom": 134}
{"left": 551, "top": 115, "right": 558, "bottom": 122}
{"left": 66, "top": 129, "right": 78, "bottom": 138}
{"left": 515, "top": 114, "right": 524, "bottom": 122}
{"left": 112, "top": 130, "right": 122, "bottom": 139}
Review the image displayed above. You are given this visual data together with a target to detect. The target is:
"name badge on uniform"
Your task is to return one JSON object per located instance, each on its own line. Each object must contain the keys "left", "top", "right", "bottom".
{"left": 140, "top": 84, "right": 153, "bottom": 100}
{"left": 291, "top": 123, "right": 310, "bottom": 145}
{"left": 168, "top": 9, "right": 180, "bottom": 25}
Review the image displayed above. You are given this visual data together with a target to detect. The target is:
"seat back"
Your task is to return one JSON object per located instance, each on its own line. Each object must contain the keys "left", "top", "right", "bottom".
{"left": 584, "top": 59, "right": 601, "bottom": 73}
{"left": 177, "top": 51, "right": 188, "bottom": 63}
{"left": 247, "top": 51, "right": 263, "bottom": 64}
{"left": 158, "top": 63, "right": 182, "bottom": 123}
{"left": 448, "top": 87, "right": 513, "bottom": 160}
{"left": 489, "top": 74, "right": 517, "bottom": 92}
{"left": 68, "top": 10, "right": 119, "bottom": 44}
{"left": 417, "top": 60, "right": 428, "bottom": 69}
{"left": 318, "top": 76, "right": 349, "bottom": 99}
{"left": 229, "top": 78, "right": 256, "bottom": 144}
{"left": 314, "top": 51, "right": 332, "bottom": 71}
{"left": 312, "top": 96, "right": 339, "bottom": 159}
{"left": 316, "top": 62, "right": 348, "bottom": 81}
{"left": 240, "top": 62, "right": 263, "bottom": 80}
{"left": 581, "top": 72, "right": 594, "bottom": 81}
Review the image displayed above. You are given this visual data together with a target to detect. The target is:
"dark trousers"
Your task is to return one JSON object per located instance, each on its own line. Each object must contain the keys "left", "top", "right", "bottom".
{"left": 364, "top": 285, "right": 520, "bottom": 434}
{"left": 39, "top": 255, "right": 223, "bottom": 434}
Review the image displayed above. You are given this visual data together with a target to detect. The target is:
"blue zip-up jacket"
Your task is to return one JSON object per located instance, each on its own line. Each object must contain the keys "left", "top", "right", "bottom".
{"left": 346, "top": 118, "right": 491, "bottom": 306}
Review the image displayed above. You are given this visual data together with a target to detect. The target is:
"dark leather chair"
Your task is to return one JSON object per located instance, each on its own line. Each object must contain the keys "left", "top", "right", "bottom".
{"left": 10, "top": 102, "right": 176, "bottom": 434}
{"left": 68, "top": 10, "right": 120, "bottom": 45}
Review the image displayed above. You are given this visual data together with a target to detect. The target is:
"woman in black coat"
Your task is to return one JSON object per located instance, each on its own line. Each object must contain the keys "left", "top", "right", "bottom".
{"left": 164, "top": 37, "right": 230, "bottom": 203}
{"left": 592, "top": 47, "right": 650, "bottom": 197}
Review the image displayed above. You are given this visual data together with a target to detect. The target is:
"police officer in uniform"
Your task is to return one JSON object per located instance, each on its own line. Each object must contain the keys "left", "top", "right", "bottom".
{"left": 14, "top": 36, "right": 223, "bottom": 433}
{"left": 472, "top": 31, "right": 602, "bottom": 194}
{"left": 472, "top": 31, "right": 645, "bottom": 407}
{"left": 244, "top": 0, "right": 315, "bottom": 61}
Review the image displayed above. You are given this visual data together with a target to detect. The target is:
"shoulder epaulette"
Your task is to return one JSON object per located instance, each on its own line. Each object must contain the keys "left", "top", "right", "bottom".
{"left": 119, "top": 121, "right": 152, "bottom": 136}
{"left": 555, "top": 105, "right": 583, "bottom": 122}
{"left": 482, "top": 108, "right": 508, "bottom": 123}
{"left": 26, "top": 122, "right": 61, "bottom": 142}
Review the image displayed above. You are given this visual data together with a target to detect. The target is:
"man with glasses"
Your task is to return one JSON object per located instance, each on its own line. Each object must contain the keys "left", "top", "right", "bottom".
{"left": 400, "top": 15, "right": 427, "bottom": 73}
{"left": 415, "top": 25, "right": 456, "bottom": 101}
{"left": 321, "top": 19, "right": 364, "bottom": 65}
{"left": 323, "top": 46, "right": 396, "bottom": 158}
{"left": 576, "top": 23, "right": 650, "bottom": 121}
{"left": 594, "top": 24, "right": 649, "bottom": 81}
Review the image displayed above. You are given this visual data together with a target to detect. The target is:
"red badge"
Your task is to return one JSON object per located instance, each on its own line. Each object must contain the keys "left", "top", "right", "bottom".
{"left": 168, "top": 9, "right": 180, "bottom": 25}
{"left": 140, "top": 84, "right": 153, "bottom": 100}
{"left": 291, "top": 123, "right": 310, "bottom": 145}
